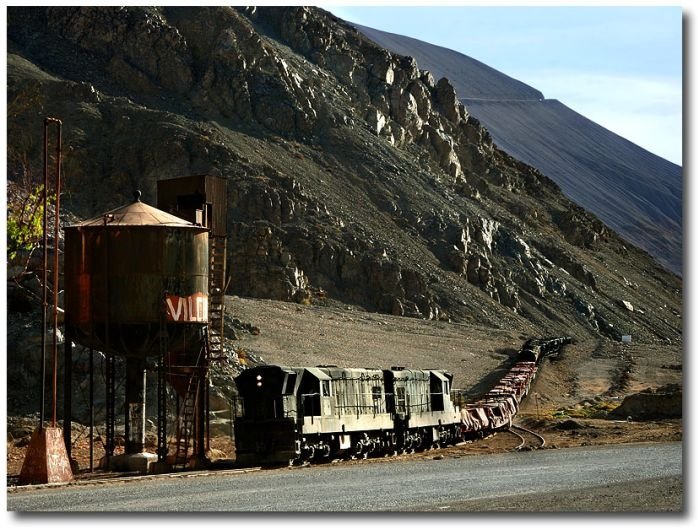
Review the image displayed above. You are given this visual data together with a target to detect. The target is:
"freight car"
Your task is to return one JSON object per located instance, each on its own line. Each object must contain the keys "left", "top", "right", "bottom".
{"left": 233, "top": 336, "right": 571, "bottom": 466}
{"left": 519, "top": 336, "right": 571, "bottom": 362}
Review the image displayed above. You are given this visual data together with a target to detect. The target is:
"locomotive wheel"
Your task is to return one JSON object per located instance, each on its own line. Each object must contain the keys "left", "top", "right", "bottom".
{"left": 416, "top": 431, "right": 428, "bottom": 451}
{"left": 385, "top": 433, "right": 398, "bottom": 456}
{"left": 318, "top": 443, "right": 331, "bottom": 459}
{"left": 352, "top": 440, "right": 365, "bottom": 459}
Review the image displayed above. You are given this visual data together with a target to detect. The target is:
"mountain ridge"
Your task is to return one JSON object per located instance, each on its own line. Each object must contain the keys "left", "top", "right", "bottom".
{"left": 355, "top": 22, "right": 682, "bottom": 275}
{"left": 355, "top": 23, "right": 544, "bottom": 101}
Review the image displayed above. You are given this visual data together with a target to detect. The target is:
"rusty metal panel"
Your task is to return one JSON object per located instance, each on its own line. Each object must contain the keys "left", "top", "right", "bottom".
{"left": 466, "top": 406, "right": 490, "bottom": 430}
{"left": 64, "top": 199, "right": 209, "bottom": 358}
{"left": 165, "top": 292, "right": 208, "bottom": 323}
{"left": 157, "top": 174, "right": 228, "bottom": 237}
{"left": 65, "top": 226, "right": 208, "bottom": 324}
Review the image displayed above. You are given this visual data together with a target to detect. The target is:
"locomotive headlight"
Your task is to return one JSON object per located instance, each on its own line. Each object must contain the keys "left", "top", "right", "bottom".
{"left": 256, "top": 382, "right": 262, "bottom": 387}
{"left": 256, "top": 374, "right": 263, "bottom": 387}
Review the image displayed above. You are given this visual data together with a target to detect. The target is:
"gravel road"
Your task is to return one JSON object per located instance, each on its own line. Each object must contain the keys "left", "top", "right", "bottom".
{"left": 7, "top": 442, "right": 682, "bottom": 512}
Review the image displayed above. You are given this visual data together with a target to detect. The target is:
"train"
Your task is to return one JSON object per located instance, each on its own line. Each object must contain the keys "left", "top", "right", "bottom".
{"left": 233, "top": 336, "right": 571, "bottom": 465}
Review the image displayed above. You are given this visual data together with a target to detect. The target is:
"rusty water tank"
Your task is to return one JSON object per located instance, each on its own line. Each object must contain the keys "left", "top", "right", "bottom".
{"left": 63, "top": 192, "right": 209, "bottom": 358}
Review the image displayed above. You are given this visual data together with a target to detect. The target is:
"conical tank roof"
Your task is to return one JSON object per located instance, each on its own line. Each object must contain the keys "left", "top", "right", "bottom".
{"left": 68, "top": 191, "right": 205, "bottom": 229}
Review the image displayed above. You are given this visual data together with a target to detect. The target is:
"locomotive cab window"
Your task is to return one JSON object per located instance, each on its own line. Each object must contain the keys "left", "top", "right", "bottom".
{"left": 372, "top": 385, "right": 383, "bottom": 414}
{"left": 430, "top": 372, "right": 446, "bottom": 411}
{"left": 396, "top": 387, "right": 406, "bottom": 411}
{"left": 301, "top": 389, "right": 320, "bottom": 417}
{"left": 299, "top": 369, "right": 331, "bottom": 417}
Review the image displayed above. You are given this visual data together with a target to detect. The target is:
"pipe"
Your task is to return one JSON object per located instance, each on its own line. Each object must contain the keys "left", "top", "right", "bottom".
{"left": 125, "top": 357, "right": 147, "bottom": 454}
{"left": 63, "top": 332, "right": 72, "bottom": 459}
{"left": 103, "top": 213, "right": 114, "bottom": 461}
{"left": 50, "top": 118, "right": 62, "bottom": 427}
{"left": 40, "top": 120, "right": 48, "bottom": 430}
{"left": 89, "top": 348, "right": 94, "bottom": 472}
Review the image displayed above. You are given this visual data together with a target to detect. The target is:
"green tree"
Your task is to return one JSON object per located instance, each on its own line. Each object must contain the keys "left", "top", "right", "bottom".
{"left": 7, "top": 181, "right": 52, "bottom": 272}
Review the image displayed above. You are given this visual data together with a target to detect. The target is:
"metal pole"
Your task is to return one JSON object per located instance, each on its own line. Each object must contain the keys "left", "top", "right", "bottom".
{"left": 40, "top": 120, "right": 49, "bottom": 431}
{"left": 229, "top": 399, "right": 234, "bottom": 441}
{"left": 103, "top": 214, "right": 115, "bottom": 462}
{"left": 124, "top": 358, "right": 147, "bottom": 454}
{"left": 89, "top": 348, "right": 94, "bottom": 472}
{"left": 197, "top": 350, "right": 206, "bottom": 460}
{"left": 50, "top": 117, "right": 62, "bottom": 427}
{"left": 106, "top": 353, "right": 115, "bottom": 460}
{"left": 205, "top": 363, "right": 210, "bottom": 454}
{"left": 63, "top": 332, "right": 72, "bottom": 459}
{"left": 157, "top": 293, "right": 168, "bottom": 464}
{"left": 204, "top": 330, "right": 210, "bottom": 455}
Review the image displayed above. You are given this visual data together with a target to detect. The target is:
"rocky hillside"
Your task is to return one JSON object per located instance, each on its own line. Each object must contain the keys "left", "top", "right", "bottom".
{"left": 6, "top": 6, "right": 682, "bottom": 354}
{"left": 356, "top": 23, "right": 683, "bottom": 276}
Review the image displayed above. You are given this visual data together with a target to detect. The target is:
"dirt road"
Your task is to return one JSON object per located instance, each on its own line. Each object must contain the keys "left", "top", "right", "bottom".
{"left": 7, "top": 443, "right": 682, "bottom": 512}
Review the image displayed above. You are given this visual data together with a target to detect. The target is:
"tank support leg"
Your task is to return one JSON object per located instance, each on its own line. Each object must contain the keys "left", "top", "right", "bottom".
{"left": 105, "top": 353, "right": 115, "bottom": 463}
{"left": 63, "top": 333, "right": 72, "bottom": 459}
{"left": 157, "top": 348, "right": 167, "bottom": 463}
{"left": 125, "top": 357, "right": 147, "bottom": 454}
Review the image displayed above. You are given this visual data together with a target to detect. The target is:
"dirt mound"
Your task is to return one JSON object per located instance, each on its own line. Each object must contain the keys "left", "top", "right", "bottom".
{"left": 553, "top": 419, "right": 585, "bottom": 430}
{"left": 609, "top": 384, "right": 682, "bottom": 420}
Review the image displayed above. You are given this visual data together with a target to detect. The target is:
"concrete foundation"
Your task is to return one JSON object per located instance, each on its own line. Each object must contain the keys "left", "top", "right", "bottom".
{"left": 19, "top": 427, "right": 73, "bottom": 485}
{"left": 106, "top": 452, "right": 158, "bottom": 473}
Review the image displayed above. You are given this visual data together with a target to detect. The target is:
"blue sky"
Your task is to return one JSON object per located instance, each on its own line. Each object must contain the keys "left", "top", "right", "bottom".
{"left": 324, "top": 5, "right": 683, "bottom": 165}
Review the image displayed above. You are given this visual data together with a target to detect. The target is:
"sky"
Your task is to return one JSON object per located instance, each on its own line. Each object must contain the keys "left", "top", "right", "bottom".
{"left": 323, "top": 4, "right": 683, "bottom": 166}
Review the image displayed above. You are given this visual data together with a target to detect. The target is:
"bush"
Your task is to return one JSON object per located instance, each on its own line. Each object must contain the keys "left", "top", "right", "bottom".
{"left": 7, "top": 183, "right": 48, "bottom": 264}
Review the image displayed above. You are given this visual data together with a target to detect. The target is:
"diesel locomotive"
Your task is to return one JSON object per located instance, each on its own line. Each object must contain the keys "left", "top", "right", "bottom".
{"left": 233, "top": 336, "right": 571, "bottom": 465}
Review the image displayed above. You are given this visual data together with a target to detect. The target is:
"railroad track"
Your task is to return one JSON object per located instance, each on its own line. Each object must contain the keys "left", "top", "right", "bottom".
{"left": 509, "top": 424, "right": 546, "bottom": 451}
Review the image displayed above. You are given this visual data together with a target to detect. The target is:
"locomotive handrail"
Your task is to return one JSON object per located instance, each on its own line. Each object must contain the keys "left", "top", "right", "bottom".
{"left": 330, "top": 391, "right": 387, "bottom": 417}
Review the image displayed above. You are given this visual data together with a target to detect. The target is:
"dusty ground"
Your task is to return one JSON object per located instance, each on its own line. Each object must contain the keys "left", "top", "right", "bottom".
{"left": 6, "top": 296, "right": 683, "bottom": 489}
{"left": 5, "top": 416, "right": 682, "bottom": 479}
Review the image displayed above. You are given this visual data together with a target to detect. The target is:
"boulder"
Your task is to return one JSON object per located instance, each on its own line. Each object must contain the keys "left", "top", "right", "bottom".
{"left": 434, "top": 77, "right": 461, "bottom": 123}
{"left": 620, "top": 300, "right": 634, "bottom": 312}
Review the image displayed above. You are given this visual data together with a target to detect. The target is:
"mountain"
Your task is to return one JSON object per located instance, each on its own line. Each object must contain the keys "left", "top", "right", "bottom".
{"left": 356, "top": 24, "right": 683, "bottom": 276}
{"left": 6, "top": 6, "right": 681, "bottom": 356}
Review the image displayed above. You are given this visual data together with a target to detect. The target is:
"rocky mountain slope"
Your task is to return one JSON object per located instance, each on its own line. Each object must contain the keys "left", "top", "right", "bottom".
{"left": 6, "top": 5, "right": 681, "bottom": 387}
{"left": 356, "top": 24, "right": 683, "bottom": 276}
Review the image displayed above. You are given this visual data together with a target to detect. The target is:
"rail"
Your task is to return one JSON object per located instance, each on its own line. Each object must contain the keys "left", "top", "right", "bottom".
{"left": 509, "top": 424, "right": 546, "bottom": 451}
